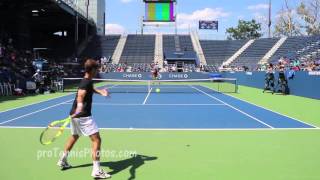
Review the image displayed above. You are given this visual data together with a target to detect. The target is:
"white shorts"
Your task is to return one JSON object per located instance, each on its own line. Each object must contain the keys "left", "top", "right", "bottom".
{"left": 70, "top": 116, "right": 99, "bottom": 136}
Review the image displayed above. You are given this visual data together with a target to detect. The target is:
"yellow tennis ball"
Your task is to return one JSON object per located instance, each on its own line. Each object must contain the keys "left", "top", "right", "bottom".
{"left": 156, "top": 88, "right": 160, "bottom": 93}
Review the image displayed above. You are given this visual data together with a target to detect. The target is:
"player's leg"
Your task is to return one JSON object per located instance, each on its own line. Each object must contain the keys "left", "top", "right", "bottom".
{"left": 57, "top": 135, "right": 79, "bottom": 169}
{"left": 90, "top": 132, "right": 101, "bottom": 162}
{"left": 157, "top": 73, "right": 160, "bottom": 85}
{"left": 90, "top": 132, "right": 111, "bottom": 179}
{"left": 152, "top": 73, "right": 156, "bottom": 85}
{"left": 64, "top": 135, "right": 79, "bottom": 154}
{"left": 57, "top": 118, "right": 81, "bottom": 169}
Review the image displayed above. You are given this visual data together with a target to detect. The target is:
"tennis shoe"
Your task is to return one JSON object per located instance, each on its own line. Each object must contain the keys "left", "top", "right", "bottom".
{"left": 91, "top": 169, "right": 111, "bottom": 179}
{"left": 57, "top": 159, "right": 72, "bottom": 169}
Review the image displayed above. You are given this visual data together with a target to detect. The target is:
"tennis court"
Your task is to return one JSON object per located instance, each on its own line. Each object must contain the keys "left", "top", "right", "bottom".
{"left": 0, "top": 81, "right": 320, "bottom": 180}
{"left": 0, "top": 79, "right": 315, "bottom": 129}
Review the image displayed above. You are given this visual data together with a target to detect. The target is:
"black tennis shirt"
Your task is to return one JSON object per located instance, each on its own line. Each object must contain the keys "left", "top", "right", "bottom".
{"left": 70, "top": 78, "right": 94, "bottom": 118}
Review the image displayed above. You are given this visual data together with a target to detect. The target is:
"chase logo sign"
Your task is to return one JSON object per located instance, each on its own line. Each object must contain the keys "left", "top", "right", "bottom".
{"left": 123, "top": 73, "right": 143, "bottom": 79}
{"left": 309, "top": 71, "right": 320, "bottom": 76}
{"left": 168, "top": 73, "right": 189, "bottom": 79}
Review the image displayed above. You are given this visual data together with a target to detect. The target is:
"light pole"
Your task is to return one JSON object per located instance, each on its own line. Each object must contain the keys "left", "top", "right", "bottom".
{"left": 268, "top": 0, "right": 272, "bottom": 38}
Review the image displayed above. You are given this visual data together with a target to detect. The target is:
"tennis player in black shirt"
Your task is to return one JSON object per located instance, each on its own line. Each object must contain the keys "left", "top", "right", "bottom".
{"left": 57, "top": 59, "right": 111, "bottom": 179}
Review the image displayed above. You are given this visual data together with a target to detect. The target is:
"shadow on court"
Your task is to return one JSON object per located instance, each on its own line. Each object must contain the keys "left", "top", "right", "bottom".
{"left": 70, "top": 154, "right": 158, "bottom": 180}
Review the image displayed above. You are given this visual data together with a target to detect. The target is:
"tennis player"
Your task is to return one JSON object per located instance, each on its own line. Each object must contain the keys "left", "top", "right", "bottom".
{"left": 57, "top": 59, "right": 111, "bottom": 179}
{"left": 152, "top": 63, "right": 160, "bottom": 80}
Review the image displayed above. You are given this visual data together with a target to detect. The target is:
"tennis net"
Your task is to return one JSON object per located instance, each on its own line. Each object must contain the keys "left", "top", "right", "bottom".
{"left": 62, "top": 78, "right": 238, "bottom": 93}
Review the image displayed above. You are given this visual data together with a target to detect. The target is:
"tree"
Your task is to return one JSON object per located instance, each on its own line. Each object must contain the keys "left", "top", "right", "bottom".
{"left": 274, "top": 0, "right": 302, "bottom": 37}
{"left": 297, "top": 0, "right": 320, "bottom": 35}
{"left": 226, "top": 19, "right": 263, "bottom": 40}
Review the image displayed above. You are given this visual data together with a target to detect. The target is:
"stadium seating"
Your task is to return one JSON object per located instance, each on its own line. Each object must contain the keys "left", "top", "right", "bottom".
{"left": 163, "top": 35, "right": 194, "bottom": 52}
{"left": 202, "top": 65, "right": 218, "bottom": 72}
{"left": 100, "top": 63, "right": 152, "bottom": 73}
{"left": 82, "top": 35, "right": 121, "bottom": 59}
{"left": 119, "top": 35, "right": 155, "bottom": 64}
{"left": 200, "top": 40, "right": 248, "bottom": 66}
{"left": 296, "top": 36, "right": 320, "bottom": 62}
{"left": 182, "top": 64, "right": 196, "bottom": 72}
{"left": 270, "top": 36, "right": 320, "bottom": 63}
{"left": 131, "top": 63, "right": 152, "bottom": 72}
{"left": 178, "top": 35, "right": 195, "bottom": 52}
{"left": 230, "top": 38, "right": 279, "bottom": 69}
{"left": 91, "top": 34, "right": 319, "bottom": 73}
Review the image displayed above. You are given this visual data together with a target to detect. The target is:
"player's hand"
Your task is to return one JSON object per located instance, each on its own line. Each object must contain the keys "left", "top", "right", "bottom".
{"left": 101, "top": 89, "right": 109, "bottom": 97}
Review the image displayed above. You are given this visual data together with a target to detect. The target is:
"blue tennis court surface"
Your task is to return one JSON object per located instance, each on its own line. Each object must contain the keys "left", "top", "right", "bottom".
{"left": 0, "top": 85, "right": 316, "bottom": 129}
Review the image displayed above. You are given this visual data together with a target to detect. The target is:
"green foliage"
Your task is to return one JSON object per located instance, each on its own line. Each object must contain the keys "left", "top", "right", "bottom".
{"left": 226, "top": 19, "right": 263, "bottom": 40}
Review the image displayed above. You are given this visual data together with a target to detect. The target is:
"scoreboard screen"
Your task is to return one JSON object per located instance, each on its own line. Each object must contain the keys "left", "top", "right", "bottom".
{"left": 144, "top": 0, "right": 176, "bottom": 2}
{"left": 144, "top": 2, "right": 175, "bottom": 22}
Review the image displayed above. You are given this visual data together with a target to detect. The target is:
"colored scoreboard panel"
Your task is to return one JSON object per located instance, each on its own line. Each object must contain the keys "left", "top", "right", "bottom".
{"left": 144, "top": 0, "right": 176, "bottom": 2}
{"left": 144, "top": 2, "right": 175, "bottom": 22}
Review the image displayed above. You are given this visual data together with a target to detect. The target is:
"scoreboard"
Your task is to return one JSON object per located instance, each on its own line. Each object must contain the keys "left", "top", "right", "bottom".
{"left": 144, "top": 0, "right": 176, "bottom": 2}
{"left": 144, "top": 1, "right": 175, "bottom": 22}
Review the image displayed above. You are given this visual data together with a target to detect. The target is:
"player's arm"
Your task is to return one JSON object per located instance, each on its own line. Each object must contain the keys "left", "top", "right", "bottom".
{"left": 71, "top": 89, "right": 86, "bottom": 118}
{"left": 94, "top": 88, "right": 109, "bottom": 97}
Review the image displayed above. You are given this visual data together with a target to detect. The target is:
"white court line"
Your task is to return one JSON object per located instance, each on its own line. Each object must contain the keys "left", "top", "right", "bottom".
{"left": 63, "top": 103, "right": 226, "bottom": 106}
{"left": 110, "top": 85, "right": 194, "bottom": 89}
{"left": 216, "top": 89, "right": 319, "bottom": 129}
{"left": 142, "top": 88, "right": 153, "bottom": 105}
{"left": 0, "top": 82, "right": 113, "bottom": 114}
{"left": 104, "top": 84, "right": 119, "bottom": 90}
{"left": 0, "top": 99, "right": 74, "bottom": 125}
{"left": 0, "top": 126, "right": 318, "bottom": 131}
{"left": 0, "top": 84, "right": 117, "bottom": 126}
{"left": 0, "top": 92, "right": 75, "bottom": 114}
{"left": 190, "top": 86, "right": 275, "bottom": 129}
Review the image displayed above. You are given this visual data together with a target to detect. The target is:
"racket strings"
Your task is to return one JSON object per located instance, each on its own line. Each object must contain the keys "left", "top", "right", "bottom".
{"left": 40, "top": 126, "right": 62, "bottom": 144}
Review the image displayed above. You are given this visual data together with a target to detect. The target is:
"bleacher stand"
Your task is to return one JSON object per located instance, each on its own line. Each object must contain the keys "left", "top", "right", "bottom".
{"left": 230, "top": 38, "right": 280, "bottom": 70}
{"left": 200, "top": 40, "right": 247, "bottom": 67}
{"left": 163, "top": 35, "right": 194, "bottom": 52}
{"left": 100, "top": 63, "right": 153, "bottom": 73}
{"left": 82, "top": 35, "right": 121, "bottom": 60}
{"left": 202, "top": 65, "right": 219, "bottom": 72}
{"left": 183, "top": 64, "right": 196, "bottom": 72}
{"left": 119, "top": 35, "right": 155, "bottom": 64}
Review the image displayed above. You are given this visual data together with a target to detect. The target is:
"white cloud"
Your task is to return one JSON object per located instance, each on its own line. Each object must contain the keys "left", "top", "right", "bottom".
{"left": 105, "top": 24, "right": 125, "bottom": 34}
{"left": 247, "top": 4, "right": 271, "bottom": 36}
{"left": 248, "top": 4, "right": 269, "bottom": 11}
{"left": 275, "top": 9, "right": 298, "bottom": 18}
{"left": 237, "top": 15, "right": 245, "bottom": 20}
{"left": 120, "top": 0, "right": 133, "bottom": 3}
{"left": 177, "top": 8, "right": 230, "bottom": 29}
{"left": 254, "top": 12, "right": 268, "bottom": 23}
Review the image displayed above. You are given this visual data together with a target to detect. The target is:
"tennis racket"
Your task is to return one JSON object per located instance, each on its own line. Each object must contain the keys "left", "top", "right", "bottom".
{"left": 40, "top": 116, "right": 71, "bottom": 145}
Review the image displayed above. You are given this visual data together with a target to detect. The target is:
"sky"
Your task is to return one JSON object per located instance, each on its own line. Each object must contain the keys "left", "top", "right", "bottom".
{"left": 105, "top": 0, "right": 301, "bottom": 39}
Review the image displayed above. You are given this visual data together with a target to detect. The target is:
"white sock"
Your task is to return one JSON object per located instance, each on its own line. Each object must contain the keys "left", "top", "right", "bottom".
{"left": 93, "top": 161, "right": 100, "bottom": 172}
{"left": 60, "top": 152, "right": 68, "bottom": 162}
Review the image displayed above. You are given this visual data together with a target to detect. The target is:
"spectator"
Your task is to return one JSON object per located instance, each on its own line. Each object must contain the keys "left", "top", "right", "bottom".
{"left": 0, "top": 43, "right": 4, "bottom": 58}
